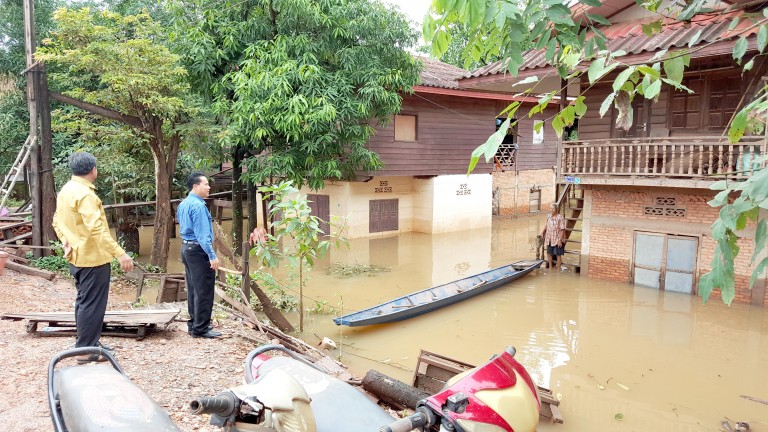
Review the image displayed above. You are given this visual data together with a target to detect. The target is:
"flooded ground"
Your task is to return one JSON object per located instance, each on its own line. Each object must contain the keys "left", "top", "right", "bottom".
{"left": 137, "top": 217, "right": 768, "bottom": 431}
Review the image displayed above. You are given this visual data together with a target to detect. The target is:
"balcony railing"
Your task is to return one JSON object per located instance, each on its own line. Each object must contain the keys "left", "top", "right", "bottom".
{"left": 560, "top": 136, "right": 766, "bottom": 181}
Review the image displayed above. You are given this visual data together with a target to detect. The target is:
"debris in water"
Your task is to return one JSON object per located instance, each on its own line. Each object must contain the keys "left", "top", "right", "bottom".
{"left": 328, "top": 262, "right": 391, "bottom": 278}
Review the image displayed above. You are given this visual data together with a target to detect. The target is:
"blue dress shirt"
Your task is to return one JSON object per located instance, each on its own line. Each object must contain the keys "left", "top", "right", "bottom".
{"left": 176, "top": 193, "right": 217, "bottom": 261}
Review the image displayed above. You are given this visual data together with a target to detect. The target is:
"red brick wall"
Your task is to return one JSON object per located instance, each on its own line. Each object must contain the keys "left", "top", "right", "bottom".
{"left": 586, "top": 187, "right": 766, "bottom": 306}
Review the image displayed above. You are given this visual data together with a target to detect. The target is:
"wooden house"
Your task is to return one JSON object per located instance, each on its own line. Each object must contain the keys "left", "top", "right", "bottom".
{"left": 302, "top": 57, "right": 559, "bottom": 239}
{"left": 456, "top": 0, "right": 768, "bottom": 306}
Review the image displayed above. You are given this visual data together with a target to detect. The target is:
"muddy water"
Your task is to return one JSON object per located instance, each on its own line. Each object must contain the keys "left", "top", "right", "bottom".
{"left": 137, "top": 218, "right": 768, "bottom": 431}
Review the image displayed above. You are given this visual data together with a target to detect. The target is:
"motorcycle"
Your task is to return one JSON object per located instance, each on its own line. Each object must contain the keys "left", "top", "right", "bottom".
{"left": 48, "top": 345, "right": 540, "bottom": 432}
{"left": 194, "top": 345, "right": 540, "bottom": 432}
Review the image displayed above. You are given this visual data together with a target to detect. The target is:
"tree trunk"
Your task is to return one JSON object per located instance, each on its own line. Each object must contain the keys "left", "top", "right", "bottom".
{"left": 148, "top": 132, "right": 181, "bottom": 270}
{"left": 151, "top": 158, "right": 173, "bottom": 269}
{"left": 232, "top": 147, "right": 243, "bottom": 255}
{"left": 247, "top": 180, "right": 258, "bottom": 234}
{"left": 117, "top": 220, "right": 140, "bottom": 255}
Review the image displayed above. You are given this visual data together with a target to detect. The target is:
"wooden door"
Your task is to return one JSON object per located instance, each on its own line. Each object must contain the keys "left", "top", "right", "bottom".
{"left": 370, "top": 199, "right": 398, "bottom": 233}
{"left": 615, "top": 97, "right": 652, "bottom": 138}
{"left": 633, "top": 232, "right": 698, "bottom": 293}
{"left": 307, "top": 194, "right": 330, "bottom": 236}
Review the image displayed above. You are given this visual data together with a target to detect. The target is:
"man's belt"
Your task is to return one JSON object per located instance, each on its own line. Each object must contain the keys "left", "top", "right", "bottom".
{"left": 182, "top": 239, "right": 200, "bottom": 245}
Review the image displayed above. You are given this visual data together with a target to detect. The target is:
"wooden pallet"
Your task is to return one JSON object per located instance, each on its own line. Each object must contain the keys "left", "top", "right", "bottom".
{"left": 0, "top": 309, "right": 180, "bottom": 340}
{"left": 135, "top": 272, "right": 187, "bottom": 304}
{"left": 412, "top": 349, "right": 563, "bottom": 424}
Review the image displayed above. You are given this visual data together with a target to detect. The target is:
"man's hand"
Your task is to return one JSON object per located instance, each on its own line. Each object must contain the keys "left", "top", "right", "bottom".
{"left": 117, "top": 254, "right": 134, "bottom": 272}
{"left": 210, "top": 258, "right": 220, "bottom": 270}
{"left": 61, "top": 240, "right": 72, "bottom": 258}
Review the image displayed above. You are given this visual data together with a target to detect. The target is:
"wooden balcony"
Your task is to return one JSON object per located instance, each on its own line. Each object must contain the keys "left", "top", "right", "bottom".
{"left": 559, "top": 136, "right": 767, "bottom": 188}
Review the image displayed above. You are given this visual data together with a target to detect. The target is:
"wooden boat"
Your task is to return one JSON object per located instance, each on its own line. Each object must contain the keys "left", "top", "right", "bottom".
{"left": 333, "top": 259, "right": 544, "bottom": 327}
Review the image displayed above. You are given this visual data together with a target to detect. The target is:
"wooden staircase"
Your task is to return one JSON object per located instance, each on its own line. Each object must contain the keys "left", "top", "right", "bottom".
{"left": 556, "top": 183, "right": 583, "bottom": 273}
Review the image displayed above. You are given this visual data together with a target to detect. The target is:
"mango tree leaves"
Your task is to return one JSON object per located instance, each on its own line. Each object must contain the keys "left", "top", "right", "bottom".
{"left": 468, "top": 117, "right": 511, "bottom": 175}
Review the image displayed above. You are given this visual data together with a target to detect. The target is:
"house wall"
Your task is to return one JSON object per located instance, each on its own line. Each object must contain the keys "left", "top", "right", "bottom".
{"left": 366, "top": 93, "right": 497, "bottom": 176}
{"left": 582, "top": 186, "right": 767, "bottom": 306}
{"left": 492, "top": 169, "right": 556, "bottom": 215}
{"left": 303, "top": 174, "right": 491, "bottom": 239}
{"left": 494, "top": 102, "right": 559, "bottom": 170}
{"left": 578, "top": 60, "right": 765, "bottom": 141}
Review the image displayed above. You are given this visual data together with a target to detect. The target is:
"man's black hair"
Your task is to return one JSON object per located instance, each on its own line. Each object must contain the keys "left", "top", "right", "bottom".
{"left": 187, "top": 172, "right": 206, "bottom": 191}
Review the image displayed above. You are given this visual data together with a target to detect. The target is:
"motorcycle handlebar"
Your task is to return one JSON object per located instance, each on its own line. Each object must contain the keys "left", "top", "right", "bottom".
{"left": 379, "top": 410, "right": 429, "bottom": 432}
{"left": 189, "top": 391, "right": 238, "bottom": 416}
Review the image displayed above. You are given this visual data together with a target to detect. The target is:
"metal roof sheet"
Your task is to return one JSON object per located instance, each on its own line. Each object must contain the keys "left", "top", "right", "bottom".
{"left": 464, "top": 10, "right": 757, "bottom": 80}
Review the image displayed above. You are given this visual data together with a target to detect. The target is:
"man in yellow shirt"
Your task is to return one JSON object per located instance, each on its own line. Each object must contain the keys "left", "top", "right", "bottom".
{"left": 52, "top": 152, "right": 134, "bottom": 363}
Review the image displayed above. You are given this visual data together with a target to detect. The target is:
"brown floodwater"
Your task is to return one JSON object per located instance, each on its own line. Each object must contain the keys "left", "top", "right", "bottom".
{"left": 136, "top": 217, "right": 768, "bottom": 431}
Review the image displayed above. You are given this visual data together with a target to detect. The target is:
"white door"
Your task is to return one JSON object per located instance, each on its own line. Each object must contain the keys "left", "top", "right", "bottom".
{"left": 633, "top": 233, "right": 698, "bottom": 293}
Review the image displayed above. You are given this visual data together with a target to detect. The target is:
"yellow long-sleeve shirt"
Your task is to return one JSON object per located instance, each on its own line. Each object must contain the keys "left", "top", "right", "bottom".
{"left": 52, "top": 176, "right": 126, "bottom": 267}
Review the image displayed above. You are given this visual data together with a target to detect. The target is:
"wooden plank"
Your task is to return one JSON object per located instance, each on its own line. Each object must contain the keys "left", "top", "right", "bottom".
{"left": 1, "top": 309, "right": 180, "bottom": 325}
{"left": 4, "top": 260, "right": 55, "bottom": 280}
{"left": 0, "top": 231, "right": 32, "bottom": 245}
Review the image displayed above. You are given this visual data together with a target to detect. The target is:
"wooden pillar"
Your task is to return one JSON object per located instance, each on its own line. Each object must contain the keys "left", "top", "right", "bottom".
{"left": 23, "top": 0, "right": 42, "bottom": 257}
{"left": 556, "top": 77, "right": 568, "bottom": 182}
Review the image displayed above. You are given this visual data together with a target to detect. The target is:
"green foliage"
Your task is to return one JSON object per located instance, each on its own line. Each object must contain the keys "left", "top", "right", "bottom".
{"left": 307, "top": 299, "right": 338, "bottom": 315}
{"left": 251, "top": 269, "right": 299, "bottom": 312}
{"left": 29, "top": 241, "right": 70, "bottom": 274}
{"left": 699, "top": 159, "right": 768, "bottom": 304}
{"left": 169, "top": 0, "right": 421, "bottom": 190}
{"left": 252, "top": 181, "right": 347, "bottom": 330}
{"left": 37, "top": 7, "right": 216, "bottom": 268}
{"left": 29, "top": 255, "right": 71, "bottom": 274}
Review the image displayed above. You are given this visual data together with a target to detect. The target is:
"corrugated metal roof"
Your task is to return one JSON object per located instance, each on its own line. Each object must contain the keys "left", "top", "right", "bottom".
{"left": 417, "top": 57, "right": 467, "bottom": 89}
{"left": 464, "top": 10, "right": 757, "bottom": 80}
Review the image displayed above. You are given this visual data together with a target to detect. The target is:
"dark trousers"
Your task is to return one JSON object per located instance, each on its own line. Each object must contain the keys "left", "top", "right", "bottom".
{"left": 69, "top": 263, "right": 111, "bottom": 348}
{"left": 181, "top": 243, "right": 215, "bottom": 335}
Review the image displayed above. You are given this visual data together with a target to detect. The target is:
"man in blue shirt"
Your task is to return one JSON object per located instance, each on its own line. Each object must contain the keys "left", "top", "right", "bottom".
{"left": 177, "top": 172, "right": 221, "bottom": 338}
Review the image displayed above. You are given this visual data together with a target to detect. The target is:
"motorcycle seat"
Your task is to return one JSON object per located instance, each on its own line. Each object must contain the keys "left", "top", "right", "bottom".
{"left": 54, "top": 364, "right": 180, "bottom": 432}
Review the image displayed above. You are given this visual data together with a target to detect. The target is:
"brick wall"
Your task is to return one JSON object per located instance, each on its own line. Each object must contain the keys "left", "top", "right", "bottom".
{"left": 492, "top": 169, "right": 555, "bottom": 215}
{"left": 586, "top": 186, "right": 766, "bottom": 306}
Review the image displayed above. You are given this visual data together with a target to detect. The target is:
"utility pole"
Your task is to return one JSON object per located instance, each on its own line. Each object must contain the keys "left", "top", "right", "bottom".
{"left": 23, "top": 0, "right": 57, "bottom": 256}
{"left": 23, "top": 0, "right": 42, "bottom": 257}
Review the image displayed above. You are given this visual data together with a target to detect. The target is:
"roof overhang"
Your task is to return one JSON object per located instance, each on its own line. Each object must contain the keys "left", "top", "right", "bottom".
{"left": 458, "top": 38, "right": 755, "bottom": 92}
{"left": 413, "top": 85, "right": 539, "bottom": 103}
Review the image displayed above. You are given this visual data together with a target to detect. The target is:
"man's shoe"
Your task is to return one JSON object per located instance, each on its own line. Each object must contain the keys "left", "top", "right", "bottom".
{"left": 188, "top": 325, "right": 214, "bottom": 335}
{"left": 76, "top": 354, "right": 108, "bottom": 364}
{"left": 191, "top": 330, "right": 222, "bottom": 339}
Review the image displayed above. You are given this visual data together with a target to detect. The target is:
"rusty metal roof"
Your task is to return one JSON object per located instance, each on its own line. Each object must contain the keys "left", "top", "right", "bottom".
{"left": 464, "top": 10, "right": 758, "bottom": 80}
{"left": 418, "top": 57, "right": 467, "bottom": 89}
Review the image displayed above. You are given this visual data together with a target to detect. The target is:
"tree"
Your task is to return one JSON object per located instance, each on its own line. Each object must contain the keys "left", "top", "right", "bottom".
{"left": 252, "top": 181, "right": 345, "bottom": 332}
{"left": 169, "top": 0, "right": 421, "bottom": 249}
{"left": 37, "top": 8, "right": 213, "bottom": 269}
{"left": 425, "top": 0, "right": 768, "bottom": 304}
{"left": 417, "top": 24, "right": 528, "bottom": 70}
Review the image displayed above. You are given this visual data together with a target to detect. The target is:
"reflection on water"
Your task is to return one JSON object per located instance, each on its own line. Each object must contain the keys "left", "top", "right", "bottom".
{"left": 137, "top": 217, "right": 768, "bottom": 431}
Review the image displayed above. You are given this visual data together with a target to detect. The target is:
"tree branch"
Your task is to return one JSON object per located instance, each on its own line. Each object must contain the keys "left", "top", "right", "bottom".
{"left": 48, "top": 92, "right": 143, "bottom": 129}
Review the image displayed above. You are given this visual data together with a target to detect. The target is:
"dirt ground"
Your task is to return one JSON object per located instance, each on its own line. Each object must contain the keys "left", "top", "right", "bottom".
{"left": 0, "top": 267, "right": 276, "bottom": 432}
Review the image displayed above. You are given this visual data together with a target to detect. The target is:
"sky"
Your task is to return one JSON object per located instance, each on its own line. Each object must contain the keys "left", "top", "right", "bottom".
{"left": 384, "top": 0, "right": 431, "bottom": 29}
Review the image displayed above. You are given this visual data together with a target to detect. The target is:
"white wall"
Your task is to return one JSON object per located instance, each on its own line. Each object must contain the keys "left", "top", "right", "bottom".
{"left": 303, "top": 174, "right": 492, "bottom": 239}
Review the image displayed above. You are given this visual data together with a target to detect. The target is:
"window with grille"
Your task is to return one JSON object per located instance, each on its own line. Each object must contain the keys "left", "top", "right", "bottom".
{"left": 494, "top": 118, "right": 517, "bottom": 171}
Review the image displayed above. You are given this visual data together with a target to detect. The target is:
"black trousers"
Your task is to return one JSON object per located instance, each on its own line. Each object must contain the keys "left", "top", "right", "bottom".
{"left": 69, "top": 263, "right": 111, "bottom": 348}
{"left": 181, "top": 243, "right": 215, "bottom": 335}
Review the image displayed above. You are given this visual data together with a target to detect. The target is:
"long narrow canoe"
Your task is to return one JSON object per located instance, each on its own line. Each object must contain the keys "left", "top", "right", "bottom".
{"left": 333, "top": 259, "right": 544, "bottom": 327}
